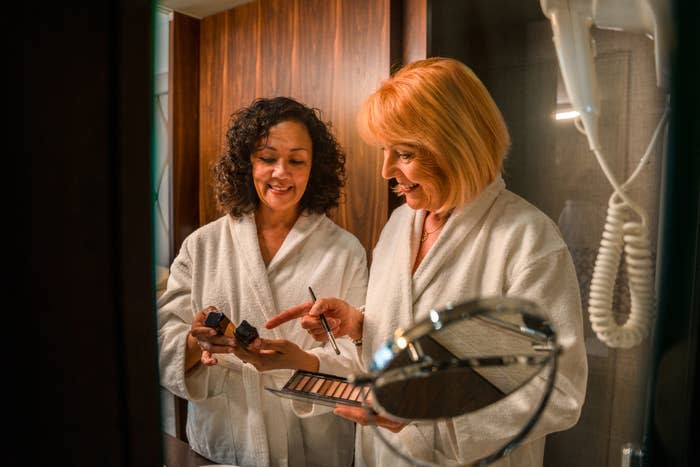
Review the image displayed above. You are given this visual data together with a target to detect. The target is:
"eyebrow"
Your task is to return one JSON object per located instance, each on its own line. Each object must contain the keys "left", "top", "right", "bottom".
{"left": 257, "top": 144, "right": 309, "bottom": 152}
{"left": 384, "top": 142, "right": 418, "bottom": 150}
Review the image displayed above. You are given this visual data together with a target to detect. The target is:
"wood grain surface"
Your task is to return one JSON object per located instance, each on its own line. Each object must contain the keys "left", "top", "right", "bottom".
{"left": 198, "top": 0, "right": 394, "bottom": 255}
{"left": 171, "top": 12, "right": 201, "bottom": 255}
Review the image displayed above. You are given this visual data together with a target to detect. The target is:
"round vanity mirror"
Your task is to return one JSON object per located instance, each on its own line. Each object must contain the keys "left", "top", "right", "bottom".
{"left": 350, "top": 297, "right": 561, "bottom": 466}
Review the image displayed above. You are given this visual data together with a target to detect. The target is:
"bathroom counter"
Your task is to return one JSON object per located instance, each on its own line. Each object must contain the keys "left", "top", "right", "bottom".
{"left": 163, "top": 432, "right": 218, "bottom": 467}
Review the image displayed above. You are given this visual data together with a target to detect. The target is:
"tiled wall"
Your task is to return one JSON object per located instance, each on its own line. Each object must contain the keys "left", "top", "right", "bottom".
{"left": 494, "top": 22, "right": 667, "bottom": 467}
{"left": 430, "top": 4, "right": 669, "bottom": 462}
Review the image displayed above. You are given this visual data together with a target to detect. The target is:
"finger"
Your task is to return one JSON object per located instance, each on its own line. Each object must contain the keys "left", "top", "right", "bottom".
{"left": 192, "top": 333, "right": 235, "bottom": 352}
{"left": 265, "top": 301, "right": 313, "bottom": 329}
{"left": 309, "top": 297, "right": 350, "bottom": 317}
{"left": 309, "top": 328, "right": 328, "bottom": 338}
{"left": 308, "top": 299, "right": 337, "bottom": 317}
{"left": 326, "top": 317, "right": 340, "bottom": 328}
{"left": 375, "top": 414, "right": 408, "bottom": 433}
{"left": 305, "top": 327, "right": 329, "bottom": 342}
{"left": 333, "top": 405, "right": 370, "bottom": 425}
{"left": 202, "top": 305, "right": 218, "bottom": 315}
{"left": 200, "top": 342, "right": 236, "bottom": 354}
{"left": 300, "top": 315, "right": 324, "bottom": 332}
{"left": 258, "top": 338, "right": 290, "bottom": 352}
{"left": 201, "top": 350, "right": 217, "bottom": 366}
{"left": 247, "top": 337, "right": 262, "bottom": 350}
{"left": 190, "top": 327, "right": 217, "bottom": 339}
{"left": 194, "top": 306, "right": 218, "bottom": 325}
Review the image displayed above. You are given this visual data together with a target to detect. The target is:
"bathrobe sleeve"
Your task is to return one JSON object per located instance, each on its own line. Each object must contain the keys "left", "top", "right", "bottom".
{"left": 309, "top": 243, "right": 368, "bottom": 377}
{"left": 290, "top": 231, "right": 369, "bottom": 418}
{"left": 157, "top": 235, "right": 225, "bottom": 402}
{"left": 421, "top": 247, "right": 588, "bottom": 465}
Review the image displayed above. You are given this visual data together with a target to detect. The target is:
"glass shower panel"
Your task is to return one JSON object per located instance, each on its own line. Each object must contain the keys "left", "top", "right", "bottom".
{"left": 429, "top": 1, "right": 668, "bottom": 466}
{"left": 153, "top": 7, "right": 175, "bottom": 439}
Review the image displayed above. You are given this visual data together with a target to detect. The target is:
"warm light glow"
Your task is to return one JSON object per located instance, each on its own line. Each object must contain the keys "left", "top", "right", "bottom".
{"left": 555, "top": 110, "right": 580, "bottom": 120}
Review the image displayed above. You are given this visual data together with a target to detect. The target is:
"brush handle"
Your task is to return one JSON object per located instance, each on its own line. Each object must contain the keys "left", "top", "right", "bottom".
{"left": 319, "top": 314, "right": 341, "bottom": 355}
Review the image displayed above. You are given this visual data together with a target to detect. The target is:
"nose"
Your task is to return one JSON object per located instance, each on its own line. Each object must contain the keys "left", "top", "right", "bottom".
{"left": 272, "top": 159, "right": 290, "bottom": 178}
{"left": 380, "top": 149, "right": 396, "bottom": 180}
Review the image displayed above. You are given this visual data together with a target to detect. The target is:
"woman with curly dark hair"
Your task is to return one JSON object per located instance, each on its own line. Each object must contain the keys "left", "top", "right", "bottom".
{"left": 158, "top": 97, "right": 368, "bottom": 467}
{"left": 213, "top": 96, "right": 347, "bottom": 218}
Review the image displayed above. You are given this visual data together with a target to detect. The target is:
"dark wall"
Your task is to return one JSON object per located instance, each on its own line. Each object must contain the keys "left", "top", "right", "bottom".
{"left": 646, "top": 0, "right": 700, "bottom": 465}
{"left": 28, "top": 2, "right": 162, "bottom": 465}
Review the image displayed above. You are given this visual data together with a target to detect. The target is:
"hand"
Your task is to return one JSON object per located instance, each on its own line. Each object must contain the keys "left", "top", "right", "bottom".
{"left": 188, "top": 306, "right": 238, "bottom": 369}
{"left": 333, "top": 404, "right": 408, "bottom": 433}
{"left": 265, "top": 297, "right": 364, "bottom": 342}
{"left": 190, "top": 307, "right": 237, "bottom": 351}
{"left": 216, "top": 337, "right": 318, "bottom": 372}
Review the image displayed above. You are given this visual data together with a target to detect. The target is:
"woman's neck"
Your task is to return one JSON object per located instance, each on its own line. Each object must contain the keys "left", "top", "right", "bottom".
{"left": 255, "top": 205, "right": 300, "bottom": 230}
{"left": 254, "top": 206, "right": 301, "bottom": 266}
{"left": 413, "top": 209, "right": 451, "bottom": 273}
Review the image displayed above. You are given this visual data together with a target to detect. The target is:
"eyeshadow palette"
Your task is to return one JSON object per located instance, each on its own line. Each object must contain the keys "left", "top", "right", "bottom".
{"left": 265, "top": 370, "right": 370, "bottom": 407}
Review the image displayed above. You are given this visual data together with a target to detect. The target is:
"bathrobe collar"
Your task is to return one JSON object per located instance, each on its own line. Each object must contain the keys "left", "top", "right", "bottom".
{"left": 412, "top": 176, "right": 506, "bottom": 303}
{"left": 363, "top": 176, "right": 506, "bottom": 367}
{"left": 227, "top": 210, "right": 325, "bottom": 337}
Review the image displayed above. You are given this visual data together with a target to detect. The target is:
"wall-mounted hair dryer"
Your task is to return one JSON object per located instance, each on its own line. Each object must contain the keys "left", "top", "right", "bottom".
{"left": 540, "top": 0, "right": 670, "bottom": 150}
{"left": 540, "top": 0, "right": 672, "bottom": 348}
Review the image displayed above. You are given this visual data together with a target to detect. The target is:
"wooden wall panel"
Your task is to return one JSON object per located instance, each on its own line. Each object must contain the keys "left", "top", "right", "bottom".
{"left": 292, "top": 0, "right": 336, "bottom": 106}
{"left": 198, "top": 0, "right": 395, "bottom": 254}
{"left": 257, "top": 0, "right": 296, "bottom": 96}
{"left": 403, "top": 0, "right": 428, "bottom": 64}
{"left": 199, "top": 12, "right": 229, "bottom": 225}
{"left": 171, "top": 12, "right": 200, "bottom": 254}
{"left": 329, "top": 0, "right": 390, "bottom": 255}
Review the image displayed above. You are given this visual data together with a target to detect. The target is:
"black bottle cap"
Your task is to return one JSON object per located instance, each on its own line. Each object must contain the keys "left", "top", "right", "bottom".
{"left": 235, "top": 320, "right": 259, "bottom": 346}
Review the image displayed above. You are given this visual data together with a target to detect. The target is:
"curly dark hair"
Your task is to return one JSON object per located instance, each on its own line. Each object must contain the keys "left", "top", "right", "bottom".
{"left": 212, "top": 97, "right": 346, "bottom": 217}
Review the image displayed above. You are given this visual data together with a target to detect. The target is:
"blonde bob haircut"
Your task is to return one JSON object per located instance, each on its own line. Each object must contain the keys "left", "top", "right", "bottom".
{"left": 357, "top": 57, "right": 510, "bottom": 213}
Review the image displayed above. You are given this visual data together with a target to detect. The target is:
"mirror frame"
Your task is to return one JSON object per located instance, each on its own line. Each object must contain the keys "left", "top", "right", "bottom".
{"left": 353, "top": 297, "right": 561, "bottom": 466}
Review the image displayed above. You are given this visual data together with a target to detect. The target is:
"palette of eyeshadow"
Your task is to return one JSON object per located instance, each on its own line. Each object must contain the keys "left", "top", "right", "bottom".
{"left": 265, "top": 370, "right": 370, "bottom": 407}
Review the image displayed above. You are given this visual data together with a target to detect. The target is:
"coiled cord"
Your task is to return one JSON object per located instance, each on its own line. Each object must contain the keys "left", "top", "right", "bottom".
{"left": 588, "top": 192, "right": 655, "bottom": 348}
{"left": 586, "top": 104, "right": 669, "bottom": 348}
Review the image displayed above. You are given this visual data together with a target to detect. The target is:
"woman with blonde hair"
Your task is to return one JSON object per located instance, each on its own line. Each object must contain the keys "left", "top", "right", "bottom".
{"left": 268, "top": 58, "right": 587, "bottom": 466}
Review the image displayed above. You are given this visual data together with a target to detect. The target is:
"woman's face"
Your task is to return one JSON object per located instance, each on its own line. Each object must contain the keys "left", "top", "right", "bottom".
{"left": 380, "top": 142, "right": 443, "bottom": 211}
{"left": 251, "top": 120, "right": 312, "bottom": 218}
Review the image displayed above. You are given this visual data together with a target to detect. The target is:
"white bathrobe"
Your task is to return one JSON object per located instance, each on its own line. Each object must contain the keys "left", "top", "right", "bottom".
{"left": 356, "top": 176, "right": 588, "bottom": 467}
{"left": 158, "top": 211, "right": 368, "bottom": 467}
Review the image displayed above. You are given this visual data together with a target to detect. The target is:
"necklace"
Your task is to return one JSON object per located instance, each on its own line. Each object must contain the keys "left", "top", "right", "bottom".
{"left": 420, "top": 216, "right": 446, "bottom": 243}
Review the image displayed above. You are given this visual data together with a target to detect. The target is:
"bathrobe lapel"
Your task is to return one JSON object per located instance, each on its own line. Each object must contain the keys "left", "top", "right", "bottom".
{"left": 228, "top": 213, "right": 325, "bottom": 340}
{"left": 411, "top": 176, "right": 506, "bottom": 312}
{"left": 359, "top": 177, "right": 514, "bottom": 466}
{"left": 227, "top": 213, "right": 322, "bottom": 467}
{"left": 267, "top": 212, "right": 325, "bottom": 273}
{"left": 362, "top": 207, "right": 419, "bottom": 366}
{"left": 228, "top": 214, "right": 283, "bottom": 340}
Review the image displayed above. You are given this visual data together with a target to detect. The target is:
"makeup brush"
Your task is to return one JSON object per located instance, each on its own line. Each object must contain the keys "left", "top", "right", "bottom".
{"left": 308, "top": 286, "right": 340, "bottom": 355}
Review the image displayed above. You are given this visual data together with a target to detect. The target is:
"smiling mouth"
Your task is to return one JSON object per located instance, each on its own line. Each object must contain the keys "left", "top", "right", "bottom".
{"left": 396, "top": 182, "right": 419, "bottom": 192}
{"left": 267, "top": 184, "right": 293, "bottom": 193}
